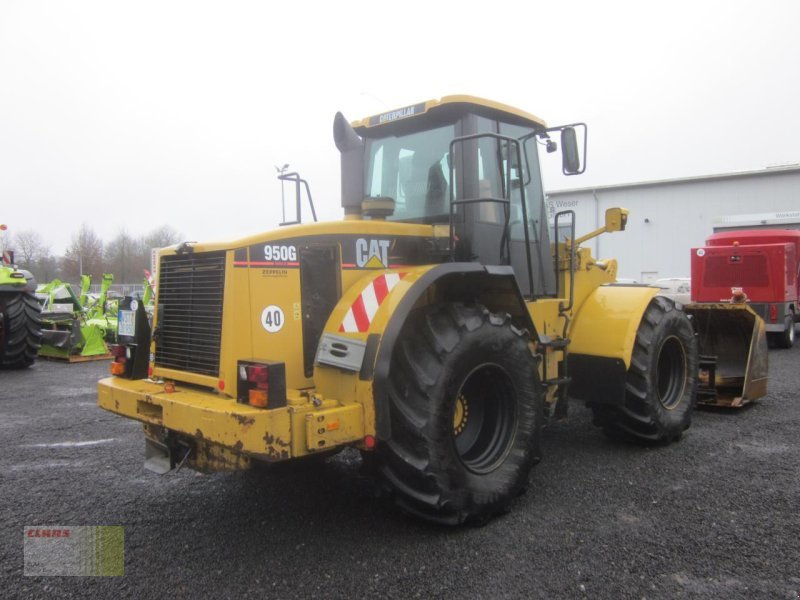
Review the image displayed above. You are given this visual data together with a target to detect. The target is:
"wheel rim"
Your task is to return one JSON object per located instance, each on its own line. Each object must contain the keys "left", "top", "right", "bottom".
{"left": 656, "top": 335, "right": 687, "bottom": 410}
{"left": 452, "top": 364, "right": 516, "bottom": 474}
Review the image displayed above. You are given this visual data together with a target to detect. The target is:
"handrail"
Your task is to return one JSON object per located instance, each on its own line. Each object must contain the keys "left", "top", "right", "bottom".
{"left": 278, "top": 172, "right": 318, "bottom": 226}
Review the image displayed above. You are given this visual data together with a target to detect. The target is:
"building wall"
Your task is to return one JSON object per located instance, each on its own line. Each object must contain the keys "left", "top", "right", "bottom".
{"left": 545, "top": 166, "right": 800, "bottom": 282}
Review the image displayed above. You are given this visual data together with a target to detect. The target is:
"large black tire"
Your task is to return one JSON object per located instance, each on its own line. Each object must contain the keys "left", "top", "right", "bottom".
{"left": 768, "top": 313, "right": 795, "bottom": 350}
{"left": 590, "top": 296, "right": 698, "bottom": 444}
{"left": 377, "top": 303, "right": 542, "bottom": 525}
{"left": 0, "top": 291, "right": 43, "bottom": 369}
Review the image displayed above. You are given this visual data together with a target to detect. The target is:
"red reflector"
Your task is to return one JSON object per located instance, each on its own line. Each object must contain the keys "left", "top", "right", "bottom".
{"left": 769, "top": 304, "right": 778, "bottom": 323}
{"left": 148, "top": 366, "right": 153, "bottom": 377}
{"left": 109, "top": 344, "right": 126, "bottom": 359}
{"left": 364, "top": 435, "right": 376, "bottom": 449}
{"left": 218, "top": 380, "right": 225, "bottom": 391}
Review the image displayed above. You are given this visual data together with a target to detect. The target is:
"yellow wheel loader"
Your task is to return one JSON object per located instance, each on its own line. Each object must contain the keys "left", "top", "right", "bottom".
{"left": 98, "top": 96, "right": 767, "bottom": 524}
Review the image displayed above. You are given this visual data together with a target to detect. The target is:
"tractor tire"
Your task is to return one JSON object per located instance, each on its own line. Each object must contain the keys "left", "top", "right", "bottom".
{"left": 0, "top": 291, "right": 43, "bottom": 369}
{"left": 590, "top": 296, "right": 698, "bottom": 445}
{"left": 768, "top": 313, "right": 795, "bottom": 350}
{"left": 377, "top": 303, "right": 542, "bottom": 525}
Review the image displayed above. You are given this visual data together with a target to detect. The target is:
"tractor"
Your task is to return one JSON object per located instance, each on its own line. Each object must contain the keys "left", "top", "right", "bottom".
{"left": 98, "top": 96, "right": 767, "bottom": 524}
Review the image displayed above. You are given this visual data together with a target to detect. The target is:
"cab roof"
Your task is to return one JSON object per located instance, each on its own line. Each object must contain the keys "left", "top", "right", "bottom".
{"left": 351, "top": 95, "right": 548, "bottom": 133}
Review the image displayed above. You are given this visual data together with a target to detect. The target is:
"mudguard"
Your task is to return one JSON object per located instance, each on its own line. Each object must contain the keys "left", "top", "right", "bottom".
{"left": 314, "top": 263, "right": 537, "bottom": 441}
{"left": 569, "top": 284, "right": 660, "bottom": 366}
{"left": 567, "top": 285, "right": 659, "bottom": 405}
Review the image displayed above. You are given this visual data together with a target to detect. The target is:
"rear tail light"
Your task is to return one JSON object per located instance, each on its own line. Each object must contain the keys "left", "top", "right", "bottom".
{"left": 109, "top": 344, "right": 128, "bottom": 376}
{"left": 769, "top": 304, "right": 778, "bottom": 323}
{"left": 237, "top": 360, "right": 286, "bottom": 409}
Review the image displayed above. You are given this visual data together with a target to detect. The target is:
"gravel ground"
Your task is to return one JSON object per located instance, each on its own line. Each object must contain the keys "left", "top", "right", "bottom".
{"left": 1, "top": 344, "right": 799, "bottom": 599}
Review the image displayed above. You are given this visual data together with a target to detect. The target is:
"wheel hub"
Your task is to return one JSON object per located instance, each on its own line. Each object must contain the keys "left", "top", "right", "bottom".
{"left": 453, "top": 394, "right": 469, "bottom": 435}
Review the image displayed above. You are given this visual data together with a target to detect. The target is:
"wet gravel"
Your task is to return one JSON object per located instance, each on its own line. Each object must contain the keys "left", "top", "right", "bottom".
{"left": 1, "top": 344, "right": 799, "bottom": 599}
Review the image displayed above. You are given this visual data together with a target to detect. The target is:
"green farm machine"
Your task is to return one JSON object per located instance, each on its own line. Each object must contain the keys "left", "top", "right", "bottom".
{"left": 36, "top": 274, "right": 116, "bottom": 360}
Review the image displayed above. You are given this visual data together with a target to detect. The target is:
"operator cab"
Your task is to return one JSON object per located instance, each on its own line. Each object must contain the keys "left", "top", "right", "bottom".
{"left": 335, "top": 95, "right": 586, "bottom": 299}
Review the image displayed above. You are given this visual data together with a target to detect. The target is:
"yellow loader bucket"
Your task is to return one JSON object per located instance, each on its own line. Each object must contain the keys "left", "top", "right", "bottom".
{"left": 684, "top": 303, "right": 768, "bottom": 408}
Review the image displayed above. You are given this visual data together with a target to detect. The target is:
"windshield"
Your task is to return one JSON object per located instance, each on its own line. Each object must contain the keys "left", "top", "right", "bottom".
{"left": 364, "top": 124, "right": 456, "bottom": 223}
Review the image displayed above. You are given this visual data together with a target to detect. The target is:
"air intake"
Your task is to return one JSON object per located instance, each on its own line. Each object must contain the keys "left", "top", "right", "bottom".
{"left": 155, "top": 251, "right": 225, "bottom": 377}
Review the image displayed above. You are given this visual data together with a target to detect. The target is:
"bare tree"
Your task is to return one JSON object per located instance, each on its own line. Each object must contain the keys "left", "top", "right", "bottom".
{"left": 63, "top": 223, "right": 104, "bottom": 280}
{"left": 144, "top": 225, "right": 181, "bottom": 250}
{"left": 135, "top": 225, "right": 182, "bottom": 279}
{"left": 35, "top": 250, "right": 61, "bottom": 282}
{"left": 12, "top": 229, "right": 48, "bottom": 267}
{"left": 105, "top": 230, "right": 137, "bottom": 284}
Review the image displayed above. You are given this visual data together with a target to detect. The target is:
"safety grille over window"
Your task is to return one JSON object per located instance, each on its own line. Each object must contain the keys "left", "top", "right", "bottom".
{"left": 155, "top": 251, "right": 226, "bottom": 376}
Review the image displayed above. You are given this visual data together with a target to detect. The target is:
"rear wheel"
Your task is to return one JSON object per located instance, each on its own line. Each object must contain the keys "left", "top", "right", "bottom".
{"left": 769, "top": 313, "right": 795, "bottom": 349}
{"left": 377, "top": 303, "right": 542, "bottom": 525}
{"left": 0, "top": 291, "right": 43, "bottom": 369}
{"left": 590, "top": 296, "right": 698, "bottom": 444}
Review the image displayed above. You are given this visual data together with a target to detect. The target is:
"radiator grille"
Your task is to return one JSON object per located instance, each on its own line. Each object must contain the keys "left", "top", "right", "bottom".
{"left": 155, "top": 251, "right": 226, "bottom": 376}
{"left": 703, "top": 254, "right": 769, "bottom": 288}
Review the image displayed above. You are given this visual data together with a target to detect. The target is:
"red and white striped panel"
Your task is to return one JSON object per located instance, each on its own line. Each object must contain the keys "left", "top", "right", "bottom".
{"left": 339, "top": 273, "right": 405, "bottom": 333}
{"left": 144, "top": 269, "right": 156, "bottom": 294}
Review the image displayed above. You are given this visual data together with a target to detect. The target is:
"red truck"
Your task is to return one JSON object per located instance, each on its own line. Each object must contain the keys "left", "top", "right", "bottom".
{"left": 691, "top": 229, "right": 800, "bottom": 349}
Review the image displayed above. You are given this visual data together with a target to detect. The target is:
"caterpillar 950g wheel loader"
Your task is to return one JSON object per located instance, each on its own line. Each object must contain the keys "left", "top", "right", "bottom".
{"left": 98, "top": 96, "right": 767, "bottom": 524}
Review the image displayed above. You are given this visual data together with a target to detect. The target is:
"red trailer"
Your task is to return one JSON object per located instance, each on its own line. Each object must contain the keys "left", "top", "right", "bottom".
{"left": 691, "top": 229, "right": 800, "bottom": 348}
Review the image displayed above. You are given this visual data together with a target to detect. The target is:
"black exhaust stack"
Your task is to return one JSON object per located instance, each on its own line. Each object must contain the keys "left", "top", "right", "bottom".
{"left": 333, "top": 112, "right": 364, "bottom": 217}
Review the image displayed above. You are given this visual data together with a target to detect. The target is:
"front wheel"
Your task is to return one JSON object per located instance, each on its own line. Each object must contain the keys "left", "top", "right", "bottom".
{"left": 590, "top": 296, "right": 698, "bottom": 444}
{"left": 377, "top": 303, "right": 543, "bottom": 525}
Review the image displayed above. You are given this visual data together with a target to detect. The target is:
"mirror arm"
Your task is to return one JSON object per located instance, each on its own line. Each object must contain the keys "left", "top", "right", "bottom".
{"left": 571, "top": 225, "right": 607, "bottom": 248}
{"left": 570, "top": 207, "right": 628, "bottom": 248}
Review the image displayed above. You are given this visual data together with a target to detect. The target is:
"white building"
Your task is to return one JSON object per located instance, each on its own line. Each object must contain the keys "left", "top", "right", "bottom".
{"left": 545, "top": 165, "right": 800, "bottom": 283}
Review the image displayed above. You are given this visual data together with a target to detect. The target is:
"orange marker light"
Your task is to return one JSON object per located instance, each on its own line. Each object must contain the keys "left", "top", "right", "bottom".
{"left": 248, "top": 389, "right": 268, "bottom": 407}
{"left": 110, "top": 362, "right": 125, "bottom": 376}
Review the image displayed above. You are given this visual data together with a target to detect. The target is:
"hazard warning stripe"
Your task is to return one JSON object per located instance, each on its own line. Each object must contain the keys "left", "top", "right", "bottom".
{"left": 339, "top": 273, "right": 405, "bottom": 333}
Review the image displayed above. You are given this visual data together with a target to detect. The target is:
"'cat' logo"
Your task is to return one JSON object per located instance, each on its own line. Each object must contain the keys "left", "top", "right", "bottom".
{"left": 356, "top": 238, "right": 391, "bottom": 268}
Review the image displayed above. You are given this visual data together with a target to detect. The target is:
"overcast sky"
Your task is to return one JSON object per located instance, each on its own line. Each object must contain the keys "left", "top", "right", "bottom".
{"left": 1, "top": 0, "right": 798, "bottom": 254}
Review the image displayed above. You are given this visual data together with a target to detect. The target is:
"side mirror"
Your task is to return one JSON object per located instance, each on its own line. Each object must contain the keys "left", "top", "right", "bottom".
{"left": 604, "top": 207, "right": 628, "bottom": 232}
{"left": 571, "top": 206, "right": 628, "bottom": 247}
{"left": 561, "top": 127, "right": 581, "bottom": 173}
{"left": 546, "top": 122, "right": 587, "bottom": 175}
{"left": 561, "top": 127, "right": 581, "bottom": 174}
